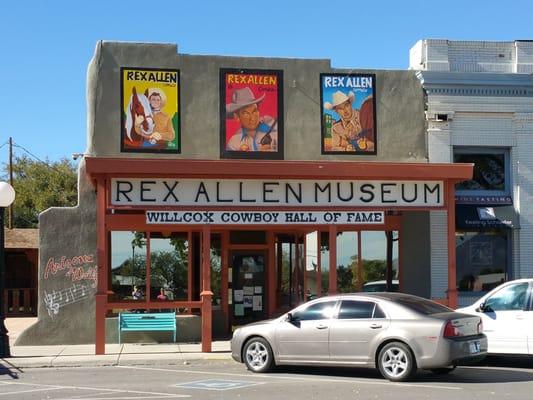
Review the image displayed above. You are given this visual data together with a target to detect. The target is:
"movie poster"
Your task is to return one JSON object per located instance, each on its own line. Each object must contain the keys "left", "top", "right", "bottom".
{"left": 121, "top": 67, "right": 180, "bottom": 153}
{"left": 220, "top": 68, "right": 283, "bottom": 159}
{"left": 320, "top": 73, "right": 377, "bottom": 155}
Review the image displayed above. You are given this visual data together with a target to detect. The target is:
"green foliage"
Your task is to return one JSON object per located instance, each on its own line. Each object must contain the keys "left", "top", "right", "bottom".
{"left": 2, "top": 154, "right": 77, "bottom": 228}
{"left": 337, "top": 258, "right": 388, "bottom": 293}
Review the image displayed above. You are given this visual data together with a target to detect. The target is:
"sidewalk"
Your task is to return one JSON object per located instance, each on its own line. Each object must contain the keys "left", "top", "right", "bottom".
{"left": 1, "top": 318, "right": 232, "bottom": 369}
{"left": 1, "top": 341, "right": 232, "bottom": 369}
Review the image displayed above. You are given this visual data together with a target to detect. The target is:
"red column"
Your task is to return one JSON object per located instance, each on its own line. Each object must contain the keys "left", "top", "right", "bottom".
{"left": 328, "top": 226, "right": 337, "bottom": 295}
{"left": 221, "top": 231, "right": 229, "bottom": 333}
{"left": 200, "top": 226, "right": 213, "bottom": 352}
{"left": 447, "top": 181, "right": 458, "bottom": 309}
{"left": 95, "top": 177, "right": 108, "bottom": 355}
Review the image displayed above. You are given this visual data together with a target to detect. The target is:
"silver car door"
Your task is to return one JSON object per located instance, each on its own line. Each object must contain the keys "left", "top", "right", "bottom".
{"left": 275, "top": 300, "right": 337, "bottom": 362}
{"left": 329, "top": 300, "right": 390, "bottom": 364}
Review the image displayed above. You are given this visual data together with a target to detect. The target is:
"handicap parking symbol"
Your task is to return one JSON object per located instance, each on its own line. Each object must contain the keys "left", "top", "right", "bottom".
{"left": 175, "top": 379, "right": 263, "bottom": 391}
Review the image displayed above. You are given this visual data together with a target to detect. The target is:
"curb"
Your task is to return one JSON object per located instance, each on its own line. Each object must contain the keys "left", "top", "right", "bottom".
{"left": 1, "top": 352, "right": 232, "bottom": 369}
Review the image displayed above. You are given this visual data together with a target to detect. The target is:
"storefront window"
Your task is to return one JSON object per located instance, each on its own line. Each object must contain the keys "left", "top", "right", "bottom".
{"left": 320, "top": 232, "right": 329, "bottom": 295}
{"left": 305, "top": 232, "right": 319, "bottom": 301}
{"left": 110, "top": 231, "right": 147, "bottom": 301}
{"left": 337, "top": 232, "right": 359, "bottom": 293}
{"left": 454, "top": 149, "right": 509, "bottom": 195}
{"left": 149, "top": 232, "right": 189, "bottom": 301}
{"left": 361, "top": 231, "right": 398, "bottom": 291}
{"left": 456, "top": 230, "right": 508, "bottom": 292}
{"left": 211, "top": 234, "right": 222, "bottom": 307}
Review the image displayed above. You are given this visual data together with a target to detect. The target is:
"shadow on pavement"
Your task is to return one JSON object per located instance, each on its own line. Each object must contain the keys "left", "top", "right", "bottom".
{"left": 270, "top": 356, "right": 533, "bottom": 384}
{"left": 0, "top": 361, "right": 20, "bottom": 379}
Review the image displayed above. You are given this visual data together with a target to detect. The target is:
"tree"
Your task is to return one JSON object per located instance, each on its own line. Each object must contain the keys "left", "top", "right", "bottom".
{"left": 2, "top": 155, "right": 77, "bottom": 228}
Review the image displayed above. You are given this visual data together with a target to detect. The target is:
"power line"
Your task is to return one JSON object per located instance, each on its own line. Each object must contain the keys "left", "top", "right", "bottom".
{"left": 11, "top": 141, "right": 71, "bottom": 176}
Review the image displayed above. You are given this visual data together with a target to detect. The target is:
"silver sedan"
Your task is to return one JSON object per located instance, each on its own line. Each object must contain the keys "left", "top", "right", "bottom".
{"left": 231, "top": 293, "right": 487, "bottom": 381}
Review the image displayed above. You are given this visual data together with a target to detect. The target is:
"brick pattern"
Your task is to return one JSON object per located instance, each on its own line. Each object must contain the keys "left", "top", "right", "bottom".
{"left": 411, "top": 40, "right": 533, "bottom": 73}
{"left": 430, "top": 210, "right": 449, "bottom": 299}
{"left": 514, "top": 113, "right": 533, "bottom": 278}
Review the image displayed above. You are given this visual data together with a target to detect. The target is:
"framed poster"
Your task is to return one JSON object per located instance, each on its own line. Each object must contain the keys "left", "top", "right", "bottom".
{"left": 320, "top": 73, "right": 377, "bottom": 155}
{"left": 220, "top": 68, "right": 283, "bottom": 159}
{"left": 121, "top": 67, "right": 180, "bottom": 153}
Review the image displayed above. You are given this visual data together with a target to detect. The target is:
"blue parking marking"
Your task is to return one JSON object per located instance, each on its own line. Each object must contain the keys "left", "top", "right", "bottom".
{"left": 175, "top": 379, "right": 263, "bottom": 391}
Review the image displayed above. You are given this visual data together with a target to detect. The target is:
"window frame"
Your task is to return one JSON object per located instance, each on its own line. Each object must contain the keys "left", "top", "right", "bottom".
{"left": 291, "top": 300, "right": 338, "bottom": 321}
{"left": 337, "top": 299, "right": 386, "bottom": 320}
{"left": 453, "top": 147, "right": 511, "bottom": 197}
{"left": 484, "top": 282, "right": 530, "bottom": 312}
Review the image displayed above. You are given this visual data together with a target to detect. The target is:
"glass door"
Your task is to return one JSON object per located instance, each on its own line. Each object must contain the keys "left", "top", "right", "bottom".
{"left": 275, "top": 233, "right": 304, "bottom": 311}
{"left": 230, "top": 250, "right": 267, "bottom": 325}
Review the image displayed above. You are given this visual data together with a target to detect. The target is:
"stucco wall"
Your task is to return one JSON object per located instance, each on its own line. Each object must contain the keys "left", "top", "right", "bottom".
{"left": 88, "top": 41, "right": 426, "bottom": 161}
{"left": 17, "top": 41, "right": 429, "bottom": 345}
{"left": 400, "top": 211, "right": 431, "bottom": 298}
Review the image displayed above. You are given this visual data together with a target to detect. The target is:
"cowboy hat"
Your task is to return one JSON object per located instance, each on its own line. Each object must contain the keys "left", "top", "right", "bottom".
{"left": 226, "top": 87, "right": 266, "bottom": 114}
{"left": 324, "top": 90, "right": 355, "bottom": 110}
{"left": 147, "top": 88, "right": 167, "bottom": 108}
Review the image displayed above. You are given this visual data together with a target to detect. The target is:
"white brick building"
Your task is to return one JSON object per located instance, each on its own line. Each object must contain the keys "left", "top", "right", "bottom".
{"left": 411, "top": 39, "right": 533, "bottom": 306}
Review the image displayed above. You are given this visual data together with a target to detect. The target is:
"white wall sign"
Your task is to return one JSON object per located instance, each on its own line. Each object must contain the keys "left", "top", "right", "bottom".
{"left": 146, "top": 210, "right": 385, "bottom": 225}
{"left": 113, "top": 178, "right": 443, "bottom": 207}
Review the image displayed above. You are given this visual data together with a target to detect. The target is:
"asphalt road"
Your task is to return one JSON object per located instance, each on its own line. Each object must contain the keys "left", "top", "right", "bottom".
{"left": 1, "top": 357, "right": 533, "bottom": 399}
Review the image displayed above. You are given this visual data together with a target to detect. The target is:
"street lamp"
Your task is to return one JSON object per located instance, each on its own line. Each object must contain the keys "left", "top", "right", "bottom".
{"left": 0, "top": 182, "right": 16, "bottom": 358}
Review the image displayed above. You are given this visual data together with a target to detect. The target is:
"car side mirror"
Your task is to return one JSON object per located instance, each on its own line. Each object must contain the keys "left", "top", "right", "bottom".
{"left": 477, "top": 302, "right": 488, "bottom": 313}
{"left": 286, "top": 312, "right": 293, "bottom": 322}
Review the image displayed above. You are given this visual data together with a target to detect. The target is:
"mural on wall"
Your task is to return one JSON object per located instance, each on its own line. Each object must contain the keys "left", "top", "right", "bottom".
{"left": 43, "top": 254, "right": 97, "bottom": 318}
{"left": 320, "top": 73, "right": 377, "bottom": 155}
{"left": 121, "top": 68, "right": 180, "bottom": 153}
{"left": 220, "top": 68, "right": 283, "bottom": 159}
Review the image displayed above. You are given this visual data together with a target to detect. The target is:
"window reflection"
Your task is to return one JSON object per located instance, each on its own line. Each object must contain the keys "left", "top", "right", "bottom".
{"left": 149, "top": 233, "right": 189, "bottom": 301}
{"left": 211, "top": 234, "right": 221, "bottom": 307}
{"left": 305, "top": 232, "right": 318, "bottom": 301}
{"left": 456, "top": 230, "right": 507, "bottom": 292}
{"left": 337, "top": 232, "right": 359, "bottom": 293}
{"left": 361, "top": 231, "right": 398, "bottom": 291}
{"left": 320, "top": 232, "right": 329, "bottom": 295}
{"left": 110, "top": 231, "right": 147, "bottom": 301}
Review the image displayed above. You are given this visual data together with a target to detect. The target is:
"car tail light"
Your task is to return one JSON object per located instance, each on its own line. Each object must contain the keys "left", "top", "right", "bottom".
{"left": 477, "top": 319, "right": 483, "bottom": 334}
{"left": 443, "top": 321, "right": 461, "bottom": 338}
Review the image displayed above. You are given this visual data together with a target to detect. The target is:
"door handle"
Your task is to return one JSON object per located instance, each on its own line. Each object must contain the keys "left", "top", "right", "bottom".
{"left": 316, "top": 324, "right": 328, "bottom": 330}
{"left": 370, "top": 323, "right": 382, "bottom": 329}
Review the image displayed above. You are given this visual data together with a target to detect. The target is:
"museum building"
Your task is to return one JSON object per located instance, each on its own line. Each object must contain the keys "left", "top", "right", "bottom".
{"left": 16, "top": 41, "right": 473, "bottom": 354}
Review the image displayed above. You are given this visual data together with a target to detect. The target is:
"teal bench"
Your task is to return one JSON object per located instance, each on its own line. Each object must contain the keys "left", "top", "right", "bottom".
{"left": 118, "top": 312, "right": 176, "bottom": 344}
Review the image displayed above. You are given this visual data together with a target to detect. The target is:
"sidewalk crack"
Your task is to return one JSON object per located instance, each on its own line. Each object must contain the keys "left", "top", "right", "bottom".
{"left": 116, "top": 343, "right": 124, "bottom": 366}
{"left": 50, "top": 346, "right": 66, "bottom": 367}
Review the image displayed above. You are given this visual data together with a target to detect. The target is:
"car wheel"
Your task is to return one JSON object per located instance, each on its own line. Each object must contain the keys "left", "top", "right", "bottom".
{"left": 377, "top": 342, "right": 416, "bottom": 382}
{"left": 243, "top": 337, "right": 274, "bottom": 373}
{"left": 430, "top": 366, "right": 456, "bottom": 375}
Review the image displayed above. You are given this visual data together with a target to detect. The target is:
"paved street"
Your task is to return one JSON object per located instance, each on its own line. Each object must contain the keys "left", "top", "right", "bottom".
{"left": 1, "top": 357, "right": 533, "bottom": 399}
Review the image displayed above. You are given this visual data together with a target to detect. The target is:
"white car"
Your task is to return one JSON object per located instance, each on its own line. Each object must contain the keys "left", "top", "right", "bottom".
{"left": 456, "top": 279, "right": 533, "bottom": 355}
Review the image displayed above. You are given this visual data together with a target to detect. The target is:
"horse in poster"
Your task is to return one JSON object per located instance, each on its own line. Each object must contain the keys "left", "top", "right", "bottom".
{"left": 124, "top": 87, "right": 155, "bottom": 147}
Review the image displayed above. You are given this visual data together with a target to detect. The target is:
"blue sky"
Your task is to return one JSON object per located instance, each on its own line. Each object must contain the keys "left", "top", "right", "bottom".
{"left": 1, "top": 0, "right": 532, "bottom": 169}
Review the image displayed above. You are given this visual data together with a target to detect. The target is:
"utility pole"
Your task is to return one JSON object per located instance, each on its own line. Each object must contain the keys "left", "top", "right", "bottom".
{"left": 8, "top": 137, "right": 13, "bottom": 229}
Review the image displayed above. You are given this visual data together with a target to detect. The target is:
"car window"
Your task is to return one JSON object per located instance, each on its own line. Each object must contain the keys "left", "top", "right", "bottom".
{"left": 484, "top": 282, "right": 529, "bottom": 312}
{"left": 292, "top": 301, "right": 337, "bottom": 321}
{"left": 394, "top": 296, "right": 452, "bottom": 315}
{"left": 338, "top": 300, "right": 385, "bottom": 319}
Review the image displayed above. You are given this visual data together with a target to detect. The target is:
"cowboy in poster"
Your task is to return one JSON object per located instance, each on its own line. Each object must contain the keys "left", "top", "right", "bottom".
{"left": 320, "top": 73, "right": 376, "bottom": 155}
{"left": 121, "top": 68, "right": 180, "bottom": 153}
{"left": 221, "top": 69, "right": 283, "bottom": 159}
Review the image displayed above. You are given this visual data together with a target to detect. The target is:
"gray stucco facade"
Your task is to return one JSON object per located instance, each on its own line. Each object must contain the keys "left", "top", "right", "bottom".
{"left": 17, "top": 41, "right": 432, "bottom": 345}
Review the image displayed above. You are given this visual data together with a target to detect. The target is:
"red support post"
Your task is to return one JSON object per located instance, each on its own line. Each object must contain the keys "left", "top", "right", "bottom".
{"left": 200, "top": 226, "right": 213, "bottom": 352}
{"left": 447, "top": 181, "right": 458, "bottom": 309}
